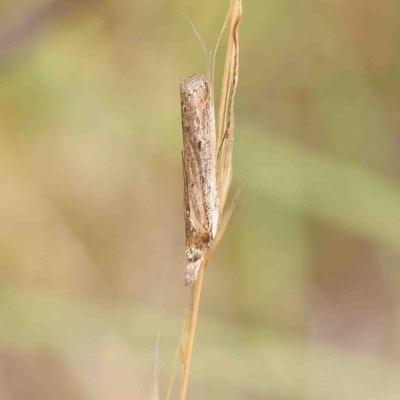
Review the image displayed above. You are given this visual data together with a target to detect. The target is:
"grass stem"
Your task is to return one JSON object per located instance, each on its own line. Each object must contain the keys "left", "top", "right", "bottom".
{"left": 178, "top": 261, "right": 205, "bottom": 400}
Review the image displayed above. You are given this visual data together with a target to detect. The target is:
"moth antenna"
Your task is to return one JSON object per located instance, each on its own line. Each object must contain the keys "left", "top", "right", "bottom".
{"left": 181, "top": 11, "right": 212, "bottom": 85}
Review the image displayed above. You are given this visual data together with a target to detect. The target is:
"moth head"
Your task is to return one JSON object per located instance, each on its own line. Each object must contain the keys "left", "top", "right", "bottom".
{"left": 192, "top": 249, "right": 203, "bottom": 260}
{"left": 186, "top": 247, "right": 203, "bottom": 261}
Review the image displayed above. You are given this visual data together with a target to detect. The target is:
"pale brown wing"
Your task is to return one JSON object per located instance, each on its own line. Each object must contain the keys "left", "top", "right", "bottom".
{"left": 180, "top": 75, "right": 219, "bottom": 253}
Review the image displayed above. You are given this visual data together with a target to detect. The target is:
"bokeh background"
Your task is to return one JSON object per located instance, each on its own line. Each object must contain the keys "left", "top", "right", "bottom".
{"left": 1, "top": 0, "right": 400, "bottom": 399}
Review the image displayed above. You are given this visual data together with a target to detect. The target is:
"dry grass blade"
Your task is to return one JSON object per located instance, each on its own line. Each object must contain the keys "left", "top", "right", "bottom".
{"left": 211, "top": 4, "right": 231, "bottom": 109}
{"left": 178, "top": 1, "right": 242, "bottom": 399}
{"left": 205, "top": 188, "right": 241, "bottom": 264}
{"left": 216, "top": 0, "right": 242, "bottom": 154}
{"left": 217, "top": 0, "right": 241, "bottom": 213}
{"left": 218, "top": 138, "right": 234, "bottom": 215}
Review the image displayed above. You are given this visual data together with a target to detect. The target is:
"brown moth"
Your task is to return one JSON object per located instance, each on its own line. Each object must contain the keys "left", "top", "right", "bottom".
{"left": 180, "top": 75, "right": 219, "bottom": 287}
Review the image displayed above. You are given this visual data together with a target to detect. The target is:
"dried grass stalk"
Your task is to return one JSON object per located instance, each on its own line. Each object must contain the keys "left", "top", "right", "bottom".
{"left": 178, "top": 1, "right": 242, "bottom": 399}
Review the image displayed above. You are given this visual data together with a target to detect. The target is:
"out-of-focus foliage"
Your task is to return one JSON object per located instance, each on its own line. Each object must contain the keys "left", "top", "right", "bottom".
{"left": 0, "top": 0, "right": 400, "bottom": 399}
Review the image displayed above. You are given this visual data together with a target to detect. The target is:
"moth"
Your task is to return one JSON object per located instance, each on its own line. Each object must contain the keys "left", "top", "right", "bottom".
{"left": 180, "top": 75, "right": 219, "bottom": 287}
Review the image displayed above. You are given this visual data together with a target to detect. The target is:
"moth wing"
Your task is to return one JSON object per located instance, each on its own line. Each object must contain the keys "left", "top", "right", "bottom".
{"left": 182, "top": 151, "right": 194, "bottom": 251}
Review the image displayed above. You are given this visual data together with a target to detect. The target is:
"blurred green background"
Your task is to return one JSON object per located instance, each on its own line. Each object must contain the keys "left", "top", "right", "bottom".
{"left": 1, "top": 0, "right": 400, "bottom": 399}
